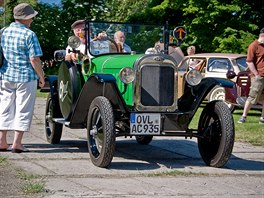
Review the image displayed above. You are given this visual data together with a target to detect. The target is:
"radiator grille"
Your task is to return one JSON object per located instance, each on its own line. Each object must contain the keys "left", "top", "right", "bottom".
{"left": 140, "top": 66, "right": 174, "bottom": 106}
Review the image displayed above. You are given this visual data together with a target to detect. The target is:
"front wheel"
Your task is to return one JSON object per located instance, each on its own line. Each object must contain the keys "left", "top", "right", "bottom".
{"left": 198, "top": 101, "right": 235, "bottom": 168}
{"left": 87, "top": 96, "right": 115, "bottom": 168}
{"left": 45, "top": 93, "right": 63, "bottom": 144}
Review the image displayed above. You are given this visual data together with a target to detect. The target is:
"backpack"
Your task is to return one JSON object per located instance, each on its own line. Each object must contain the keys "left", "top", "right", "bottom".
{"left": 0, "top": 27, "right": 7, "bottom": 68}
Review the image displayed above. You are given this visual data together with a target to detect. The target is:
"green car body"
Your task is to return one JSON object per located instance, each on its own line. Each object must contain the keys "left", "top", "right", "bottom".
{"left": 90, "top": 54, "right": 143, "bottom": 107}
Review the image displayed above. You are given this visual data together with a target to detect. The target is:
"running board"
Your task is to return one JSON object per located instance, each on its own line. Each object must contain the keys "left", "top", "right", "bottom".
{"left": 53, "top": 118, "right": 70, "bottom": 126}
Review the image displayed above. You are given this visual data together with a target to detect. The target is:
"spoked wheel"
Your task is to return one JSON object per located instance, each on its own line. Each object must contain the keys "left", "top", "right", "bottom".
{"left": 45, "top": 93, "right": 63, "bottom": 144}
{"left": 198, "top": 101, "right": 235, "bottom": 168}
{"left": 208, "top": 86, "right": 225, "bottom": 101}
{"left": 135, "top": 136, "right": 153, "bottom": 145}
{"left": 208, "top": 86, "right": 235, "bottom": 112}
{"left": 87, "top": 96, "right": 115, "bottom": 168}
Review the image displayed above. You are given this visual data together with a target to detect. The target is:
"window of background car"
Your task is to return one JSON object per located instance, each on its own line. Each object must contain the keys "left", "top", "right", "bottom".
{"left": 235, "top": 57, "right": 247, "bottom": 71}
{"left": 207, "top": 58, "right": 232, "bottom": 72}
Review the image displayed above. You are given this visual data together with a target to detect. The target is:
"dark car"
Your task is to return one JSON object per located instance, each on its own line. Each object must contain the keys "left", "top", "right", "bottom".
{"left": 225, "top": 70, "right": 263, "bottom": 111}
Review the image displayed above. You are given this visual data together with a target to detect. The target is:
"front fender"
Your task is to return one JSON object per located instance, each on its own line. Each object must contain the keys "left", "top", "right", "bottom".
{"left": 45, "top": 75, "right": 59, "bottom": 96}
{"left": 69, "top": 73, "right": 128, "bottom": 128}
{"left": 178, "top": 77, "right": 234, "bottom": 114}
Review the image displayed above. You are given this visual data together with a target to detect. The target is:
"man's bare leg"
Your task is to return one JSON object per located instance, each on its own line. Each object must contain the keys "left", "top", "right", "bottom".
{"left": 0, "top": 131, "right": 9, "bottom": 149}
{"left": 12, "top": 131, "right": 25, "bottom": 150}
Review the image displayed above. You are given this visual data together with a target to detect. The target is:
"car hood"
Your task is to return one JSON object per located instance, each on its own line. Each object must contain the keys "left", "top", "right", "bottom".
{"left": 91, "top": 54, "right": 144, "bottom": 71}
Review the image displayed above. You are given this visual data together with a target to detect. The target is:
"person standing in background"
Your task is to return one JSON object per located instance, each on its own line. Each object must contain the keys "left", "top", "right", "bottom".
{"left": 238, "top": 27, "right": 264, "bottom": 124}
{"left": 0, "top": 3, "right": 45, "bottom": 153}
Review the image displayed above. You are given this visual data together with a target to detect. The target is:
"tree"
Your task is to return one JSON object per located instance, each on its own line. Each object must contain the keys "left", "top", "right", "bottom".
{"left": 106, "top": 0, "right": 263, "bottom": 54}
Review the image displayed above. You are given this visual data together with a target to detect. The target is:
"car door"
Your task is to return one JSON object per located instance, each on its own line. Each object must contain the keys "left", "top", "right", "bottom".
{"left": 177, "top": 57, "right": 206, "bottom": 98}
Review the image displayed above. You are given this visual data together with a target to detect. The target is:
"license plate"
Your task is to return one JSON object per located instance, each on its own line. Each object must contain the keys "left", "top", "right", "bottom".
{"left": 130, "top": 113, "right": 160, "bottom": 135}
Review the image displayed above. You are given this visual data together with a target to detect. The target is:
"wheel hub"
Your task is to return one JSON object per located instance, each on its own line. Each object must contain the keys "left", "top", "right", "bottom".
{"left": 90, "top": 125, "right": 98, "bottom": 135}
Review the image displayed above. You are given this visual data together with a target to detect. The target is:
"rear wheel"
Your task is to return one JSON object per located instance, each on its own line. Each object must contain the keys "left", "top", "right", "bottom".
{"left": 135, "top": 136, "right": 153, "bottom": 145}
{"left": 45, "top": 93, "right": 63, "bottom": 144}
{"left": 198, "top": 101, "right": 234, "bottom": 168}
{"left": 87, "top": 96, "right": 115, "bottom": 168}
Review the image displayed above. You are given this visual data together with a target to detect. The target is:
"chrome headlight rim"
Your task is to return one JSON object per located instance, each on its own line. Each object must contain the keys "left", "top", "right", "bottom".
{"left": 68, "top": 35, "right": 81, "bottom": 49}
{"left": 185, "top": 69, "right": 202, "bottom": 86}
{"left": 119, "top": 67, "right": 135, "bottom": 84}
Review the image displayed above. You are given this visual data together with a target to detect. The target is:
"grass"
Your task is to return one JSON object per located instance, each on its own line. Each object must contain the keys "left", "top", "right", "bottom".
{"left": 21, "top": 182, "right": 45, "bottom": 194}
{"left": 189, "top": 105, "right": 264, "bottom": 147}
{"left": 145, "top": 170, "right": 207, "bottom": 177}
{"left": 16, "top": 169, "right": 45, "bottom": 194}
{"left": 0, "top": 156, "right": 7, "bottom": 165}
{"left": 37, "top": 89, "right": 49, "bottom": 98}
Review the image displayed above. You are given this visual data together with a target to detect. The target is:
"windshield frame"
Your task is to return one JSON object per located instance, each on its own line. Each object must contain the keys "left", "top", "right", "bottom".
{"left": 85, "top": 21, "right": 167, "bottom": 57}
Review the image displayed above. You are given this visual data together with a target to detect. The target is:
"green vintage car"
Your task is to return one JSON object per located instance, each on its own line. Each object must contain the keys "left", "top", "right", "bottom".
{"left": 45, "top": 21, "right": 235, "bottom": 168}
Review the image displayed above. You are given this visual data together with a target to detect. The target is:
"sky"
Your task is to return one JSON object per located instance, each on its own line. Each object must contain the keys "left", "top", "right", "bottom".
{"left": 39, "top": 0, "right": 61, "bottom": 5}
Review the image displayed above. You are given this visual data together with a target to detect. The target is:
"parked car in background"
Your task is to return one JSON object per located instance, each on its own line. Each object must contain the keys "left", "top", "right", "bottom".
{"left": 177, "top": 53, "right": 247, "bottom": 109}
{"left": 225, "top": 70, "right": 263, "bottom": 111}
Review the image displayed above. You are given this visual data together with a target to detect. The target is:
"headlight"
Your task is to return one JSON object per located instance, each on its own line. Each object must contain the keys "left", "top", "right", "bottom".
{"left": 119, "top": 67, "right": 135, "bottom": 84}
{"left": 68, "top": 36, "right": 81, "bottom": 49}
{"left": 185, "top": 69, "right": 202, "bottom": 86}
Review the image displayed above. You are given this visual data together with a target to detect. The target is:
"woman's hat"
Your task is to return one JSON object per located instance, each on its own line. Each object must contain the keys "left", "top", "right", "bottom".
{"left": 13, "top": 3, "right": 38, "bottom": 20}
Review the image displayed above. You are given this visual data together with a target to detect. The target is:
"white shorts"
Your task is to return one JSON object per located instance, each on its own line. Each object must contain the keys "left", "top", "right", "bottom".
{"left": 0, "top": 80, "right": 37, "bottom": 132}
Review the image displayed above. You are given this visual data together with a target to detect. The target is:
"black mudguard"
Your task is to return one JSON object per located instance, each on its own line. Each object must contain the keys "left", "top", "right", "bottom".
{"left": 46, "top": 75, "right": 58, "bottom": 96}
{"left": 68, "top": 74, "right": 128, "bottom": 128}
{"left": 178, "top": 77, "right": 234, "bottom": 117}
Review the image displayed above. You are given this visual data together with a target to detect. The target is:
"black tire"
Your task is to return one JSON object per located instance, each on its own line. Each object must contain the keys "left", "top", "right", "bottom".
{"left": 45, "top": 93, "right": 63, "bottom": 144}
{"left": 135, "top": 136, "right": 153, "bottom": 145}
{"left": 87, "top": 96, "right": 115, "bottom": 168}
{"left": 198, "top": 101, "right": 235, "bottom": 168}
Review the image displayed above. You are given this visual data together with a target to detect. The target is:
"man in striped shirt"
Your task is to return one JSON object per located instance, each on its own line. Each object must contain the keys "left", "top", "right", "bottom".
{"left": 0, "top": 3, "right": 45, "bottom": 153}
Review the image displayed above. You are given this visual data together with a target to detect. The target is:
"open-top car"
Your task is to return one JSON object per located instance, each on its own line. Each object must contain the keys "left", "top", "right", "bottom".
{"left": 44, "top": 20, "right": 235, "bottom": 168}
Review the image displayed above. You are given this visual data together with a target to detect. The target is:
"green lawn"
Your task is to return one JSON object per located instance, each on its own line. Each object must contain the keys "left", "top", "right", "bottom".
{"left": 190, "top": 105, "right": 264, "bottom": 147}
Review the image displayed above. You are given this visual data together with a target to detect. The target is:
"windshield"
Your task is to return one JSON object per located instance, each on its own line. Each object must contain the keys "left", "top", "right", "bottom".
{"left": 235, "top": 57, "right": 247, "bottom": 71}
{"left": 88, "top": 22, "right": 164, "bottom": 56}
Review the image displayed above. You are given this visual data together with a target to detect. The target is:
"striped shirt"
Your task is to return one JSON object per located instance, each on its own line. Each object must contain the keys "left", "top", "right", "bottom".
{"left": 0, "top": 22, "right": 42, "bottom": 82}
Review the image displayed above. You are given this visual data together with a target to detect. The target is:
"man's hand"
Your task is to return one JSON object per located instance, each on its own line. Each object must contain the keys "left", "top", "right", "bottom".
{"left": 38, "top": 76, "right": 45, "bottom": 88}
{"left": 65, "top": 53, "right": 79, "bottom": 62}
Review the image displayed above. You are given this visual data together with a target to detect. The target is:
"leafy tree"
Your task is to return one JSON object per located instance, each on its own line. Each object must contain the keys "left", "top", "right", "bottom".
{"left": 106, "top": 0, "right": 264, "bottom": 54}
{"left": 31, "top": 3, "right": 64, "bottom": 60}
{"left": 0, "top": 0, "right": 37, "bottom": 28}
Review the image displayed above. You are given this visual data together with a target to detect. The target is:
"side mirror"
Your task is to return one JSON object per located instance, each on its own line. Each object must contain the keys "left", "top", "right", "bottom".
{"left": 226, "top": 70, "right": 236, "bottom": 79}
{"left": 54, "top": 50, "right": 66, "bottom": 62}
